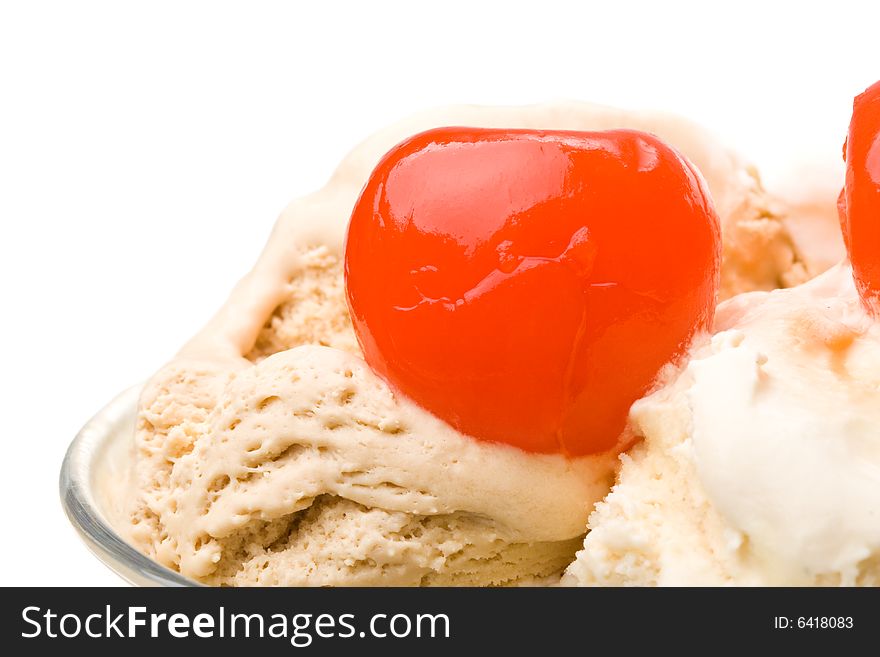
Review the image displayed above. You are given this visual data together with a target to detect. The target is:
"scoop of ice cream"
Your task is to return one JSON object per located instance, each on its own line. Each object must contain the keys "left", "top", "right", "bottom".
{"left": 141, "top": 344, "right": 606, "bottom": 585}
{"left": 564, "top": 262, "right": 880, "bottom": 586}
{"left": 774, "top": 162, "right": 846, "bottom": 279}
{"left": 126, "top": 102, "right": 828, "bottom": 586}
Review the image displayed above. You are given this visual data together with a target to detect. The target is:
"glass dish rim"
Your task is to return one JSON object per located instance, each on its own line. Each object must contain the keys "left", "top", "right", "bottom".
{"left": 59, "top": 385, "right": 199, "bottom": 587}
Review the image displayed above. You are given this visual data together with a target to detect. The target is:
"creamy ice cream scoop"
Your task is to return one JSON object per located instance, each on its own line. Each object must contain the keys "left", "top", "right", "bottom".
{"left": 125, "top": 102, "right": 826, "bottom": 586}
{"left": 564, "top": 262, "right": 880, "bottom": 586}
{"left": 137, "top": 345, "right": 608, "bottom": 585}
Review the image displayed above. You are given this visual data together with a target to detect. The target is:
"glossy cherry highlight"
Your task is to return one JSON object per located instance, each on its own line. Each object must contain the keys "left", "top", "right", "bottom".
{"left": 839, "top": 79, "right": 880, "bottom": 313}
{"left": 345, "top": 128, "right": 720, "bottom": 456}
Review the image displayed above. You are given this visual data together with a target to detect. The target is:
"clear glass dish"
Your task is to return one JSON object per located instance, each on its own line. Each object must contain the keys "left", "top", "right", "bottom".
{"left": 59, "top": 386, "right": 198, "bottom": 586}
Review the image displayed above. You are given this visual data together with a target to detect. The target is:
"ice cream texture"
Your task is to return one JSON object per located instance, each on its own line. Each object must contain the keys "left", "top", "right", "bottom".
{"left": 126, "top": 102, "right": 828, "bottom": 586}
{"left": 564, "top": 262, "right": 880, "bottom": 586}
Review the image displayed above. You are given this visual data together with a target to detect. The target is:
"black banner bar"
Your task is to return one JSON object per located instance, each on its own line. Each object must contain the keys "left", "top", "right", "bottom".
{"left": 3, "top": 587, "right": 874, "bottom": 654}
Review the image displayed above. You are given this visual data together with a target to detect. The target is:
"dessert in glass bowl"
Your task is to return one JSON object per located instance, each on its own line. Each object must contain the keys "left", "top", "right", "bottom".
{"left": 64, "top": 93, "right": 860, "bottom": 586}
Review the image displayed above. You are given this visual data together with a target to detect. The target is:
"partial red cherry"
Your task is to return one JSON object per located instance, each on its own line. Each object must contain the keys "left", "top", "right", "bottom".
{"left": 345, "top": 128, "right": 720, "bottom": 456}
{"left": 839, "top": 79, "right": 880, "bottom": 313}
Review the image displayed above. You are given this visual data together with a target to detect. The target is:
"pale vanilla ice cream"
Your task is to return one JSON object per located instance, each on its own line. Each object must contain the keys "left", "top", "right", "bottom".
{"left": 564, "top": 262, "right": 880, "bottom": 586}
{"left": 124, "top": 102, "right": 830, "bottom": 586}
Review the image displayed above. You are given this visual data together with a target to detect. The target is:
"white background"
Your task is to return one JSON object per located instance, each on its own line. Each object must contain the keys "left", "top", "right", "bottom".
{"left": 1, "top": 0, "right": 878, "bottom": 586}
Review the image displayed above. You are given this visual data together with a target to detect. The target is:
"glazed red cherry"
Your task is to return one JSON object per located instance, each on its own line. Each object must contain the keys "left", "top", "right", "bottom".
{"left": 345, "top": 128, "right": 720, "bottom": 456}
{"left": 839, "top": 79, "right": 880, "bottom": 313}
